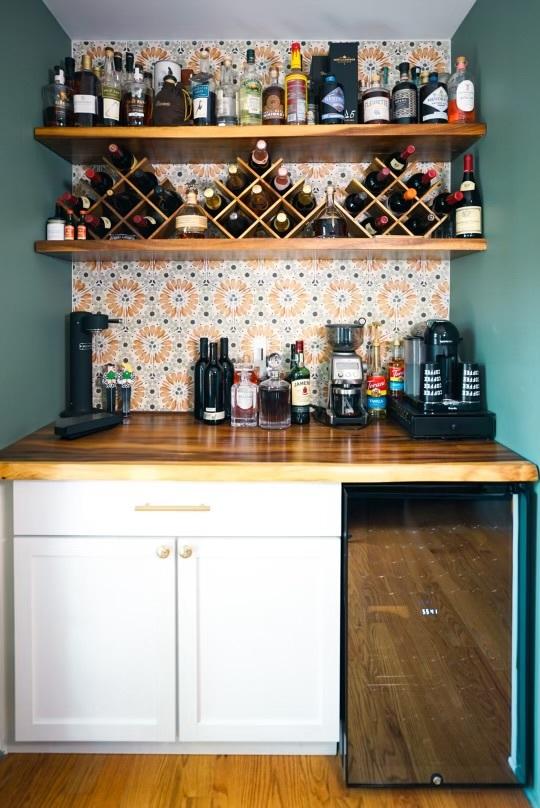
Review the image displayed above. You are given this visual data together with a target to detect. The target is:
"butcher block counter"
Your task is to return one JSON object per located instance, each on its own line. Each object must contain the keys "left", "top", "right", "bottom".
{"left": 0, "top": 414, "right": 536, "bottom": 482}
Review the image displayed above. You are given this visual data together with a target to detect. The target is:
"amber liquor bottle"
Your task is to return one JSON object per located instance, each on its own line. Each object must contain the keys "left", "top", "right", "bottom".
{"left": 263, "top": 67, "right": 285, "bottom": 125}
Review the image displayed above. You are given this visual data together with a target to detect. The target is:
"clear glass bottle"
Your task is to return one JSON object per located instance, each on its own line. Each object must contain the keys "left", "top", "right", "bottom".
{"left": 191, "top": 50, "right": 216, "bottom": 126}
{"left": 174, "top": 189, "right": 208, "bottom": 238}
{"left": 262, "top": 66, "right": 285, "bottom": 125}
{"left": 259, "top": 353, "right": 291, "bottom": 430}
{"left": 101, "top": 46, "right": 121, "bottom": 126}
{"left": 448, "top": 56, "right": 475, "bottom": 123}
{"left": 314, "top": 184, "right": 347, "bottom": 238}
{"left": 216, "top": 58, "right": 238, "bottom": 126}
{"left": 362, "top": 72, "right": 390, "bottom": 124}
{"left": 125, "top": 64, "right": 152, "bottom": 126}
{"left": 239, "top": 49, "right": 262, "bottom": 126}
{"left": 231, "top": 366, "right": 258, "bottom": 427}
{"left": 42, "top": 65, "right": 73, "bottom": 127}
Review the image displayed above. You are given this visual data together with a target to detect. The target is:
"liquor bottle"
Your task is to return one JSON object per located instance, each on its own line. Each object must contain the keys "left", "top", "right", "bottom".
{"left": 223, "top": 209, "right": 251, "bottom": 237}
{"left": 83, "top": 214, "right": 112, "bottom": 238}
{"left": 203, "top": 342, "right": 225, "bottom": 425}
{"left": 405, "top": 211, "right": 436, "bottom": 235}
{"left": 362, "top": 214, "right": 390, "bottom": 235}
{"left": 226, "top": 163, "right": 248, "bottom": 194}
{"left": 125, "top": 64, "right": 152, "bottom": 126}
{"left": 263, "top": 66, "right": 285, "bottom": 125}
{"left": 42, "top": 65, "right": 73, "bottom": 126}
{"left": 362, "top": 72, "right": 390, "bottom": 124}
{"left": 154, "top": 186, "right": 183, "bottom": 216}
{"left": 60, "top": 191, "right": 93, "bottom": 216}
{"left": 344, "top": 191, "right": 369, "bottom": 215}
{"left": 392, "top": 62, "right": 417, "bottom": 124}
{"left": 272, "top": 166, "right": 291, "bottom": 195}
{"left": 113, "top": 52, "right": 123, "bottom": 77}
{"left": 364, "top": 166, "right": 392, "bottom": 194}
{"left": 383, "top": 144, "right": 416, "bottom": 175}
{"left": 191, "top": 50, "right": 216, "bottom": 126}
{"left": 93, "top": 64, "right": 104, "bottom": 123}
{"left": 107, "top": 143, "right": 136, "bottom": 173}
{"left": 85, "top": 168, "right": 114, "bottom": 194}
{"left": 272, "top": 211, "right": 292, "bottom": 235}
{"left": 285, "top": 42, "right": 308, "bottom": 125}
{"left": 239, "top": 49, "right": 262, "bottom": 126}
{"left": 290, "top": 340, "right": 310, "bottom": 424}
{"left": 130, "top": 169, "right": 158, "bottom": 195}
{"left": 247, "top": 184, "right": 271, "bottom": 214}
{"left": 106, "top": 188, "right": 139, "bottom": 215}
{"left": 219, "top": 337, "right": 235, "bottom": 420}
{"left": 249, "top": 140, "right": 270, "bottom": 174}
{"left": 455, "top": 153, "right": 482, "bottom": 238}
{"left": 431, "top": 190, "right": 464, "bottom": 215}
{"left": 193, "top": 337, "right": 209, "bottom": 421}
{"left": 120, "top": 51, "right": 134, "bottom": 123}
{"left": 231, "top": 366, "right": 258, "bottom": 427}
{"left": 216, "top": 59, "right": 238, "bottom": 126}
{"left": 64, "top": 209, "right": 75, "bottom": 240}
{"left": 174, "top": 189, "right": 208, "bottom": 238}
{"left": 259, "top": 353, "right": 291, "bottom": 430}
{"left": 314, "top": 184, "right": 347, "bottom": 238}
{"left": 411, "top": 66, "right": 421, "bottom": 88}
{"left": 293, "top": 184, "right": 316, "bottom": 215}
{"left": 420, "top": 71, "right": 448, "bottom": 124}
{"left": 366, "top": 329, "right": 387, "bottom": 419}
{"left": 406, "top": 168, "right": 437, "bottom": 196}
{"left": 387, "top": 187, "right": 417, "bottom": 214}
{"left": 387, "top": 339, "right": 404, "bottom": 398}
{"left": 64, "top": 56, "right": 75, "bottom": 90}
{"left": 287, "top": 343, "right": 297, "bottom": 381}
{"left": 448, "top": 56, "right": 475, "bottom": 123}
{"left": 203, "top": 187, "right": 226, "bottom": 215}
{"left": 101, "top": 46, "right": 121, "bottom": 126}
{"left": 319, "top": 74, "right": 345, "bottom": 124}
{"left": 73, "top": 55, "right": 100, "bottom": 126}
{"left": 131, "top": 214, "right": 159, "bottom": 237}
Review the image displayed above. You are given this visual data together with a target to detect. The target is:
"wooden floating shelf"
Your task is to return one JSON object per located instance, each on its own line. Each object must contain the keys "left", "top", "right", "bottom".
{"left": 34, "top": 123, "right": 487, "bottom": 165}
{"left": 35, "top": 237, "right": 487, "bottom": 262}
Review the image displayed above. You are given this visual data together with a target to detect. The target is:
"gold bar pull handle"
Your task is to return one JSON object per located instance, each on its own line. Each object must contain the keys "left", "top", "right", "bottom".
{"left": 134, "top": 504, "right": 211, "bottom": 513}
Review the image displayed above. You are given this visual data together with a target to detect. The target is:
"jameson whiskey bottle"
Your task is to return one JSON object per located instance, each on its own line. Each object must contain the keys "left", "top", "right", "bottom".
{"left": 263, "top": 66, "right": 285, "bottom": 125}
{"left": 290, "top": 340, "right": 310, "bottom": 424}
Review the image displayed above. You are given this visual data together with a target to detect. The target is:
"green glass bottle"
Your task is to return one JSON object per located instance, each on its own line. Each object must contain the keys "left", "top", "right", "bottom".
{"left": 290, "top": 340, "right": 310, "bottom": 425}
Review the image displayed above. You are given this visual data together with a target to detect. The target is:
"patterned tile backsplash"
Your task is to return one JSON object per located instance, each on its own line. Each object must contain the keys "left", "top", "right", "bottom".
{"left": 71, "top": 39, "right": 450, "bottom": 412}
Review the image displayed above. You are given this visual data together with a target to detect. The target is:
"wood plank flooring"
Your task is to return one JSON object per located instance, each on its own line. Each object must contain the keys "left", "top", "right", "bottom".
{"left": 0, "top": 754, "right": 530, "bottom": 808}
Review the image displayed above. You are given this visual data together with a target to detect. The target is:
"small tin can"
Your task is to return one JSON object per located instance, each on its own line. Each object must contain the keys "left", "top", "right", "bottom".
{"left": 46, "top": 217, "right": 65, "bottom": 240}
{"left": 153, "top": 60, "right": 182, "bottom": 92}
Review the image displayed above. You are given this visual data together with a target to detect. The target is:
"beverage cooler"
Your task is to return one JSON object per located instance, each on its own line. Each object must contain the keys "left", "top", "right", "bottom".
{"left": 341, "top": 484, "right": 533, "bottom": 787}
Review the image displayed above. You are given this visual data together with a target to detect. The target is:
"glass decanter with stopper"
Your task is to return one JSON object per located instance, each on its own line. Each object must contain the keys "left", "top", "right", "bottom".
{"left": 258, "top": 353, "right": 291, "bottom": 430}
{"left": 231, "top": 365, "right": 258, "bottom": 427}
{"left": 314, "top": 184, "right": 348, "bottom": 238}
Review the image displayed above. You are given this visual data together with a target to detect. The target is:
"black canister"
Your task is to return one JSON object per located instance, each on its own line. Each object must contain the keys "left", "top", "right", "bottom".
{"left": 460, "top": 362, "right": 481, "bottom": 402}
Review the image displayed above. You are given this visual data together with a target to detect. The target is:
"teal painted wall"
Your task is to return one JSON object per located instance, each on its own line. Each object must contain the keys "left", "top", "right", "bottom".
{"left": 0, "top": 1, "right": 71, "bottom": 449}
{"left": 451, "top": 0, "right": 540, "bottom": 801}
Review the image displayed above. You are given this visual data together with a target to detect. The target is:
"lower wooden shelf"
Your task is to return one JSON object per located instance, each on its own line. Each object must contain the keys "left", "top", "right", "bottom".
{"left": 35, "top": 237, "right": 487, "bottom": 262}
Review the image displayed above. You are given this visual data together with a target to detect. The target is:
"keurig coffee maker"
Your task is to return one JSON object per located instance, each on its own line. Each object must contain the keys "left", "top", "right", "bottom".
{"left": 314, "top": 321, "right": 369, "bottom": 426}
{"left": 389, "top": 319, "right": 496, "bottom": 438}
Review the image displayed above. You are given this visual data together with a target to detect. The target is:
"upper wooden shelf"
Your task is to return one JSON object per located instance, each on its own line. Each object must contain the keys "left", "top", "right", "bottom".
{"left": 34, "top": 123, "right": 487, "bottom": 165}
{"left": 35, "top": 237, "right": 486, "bottom": 262}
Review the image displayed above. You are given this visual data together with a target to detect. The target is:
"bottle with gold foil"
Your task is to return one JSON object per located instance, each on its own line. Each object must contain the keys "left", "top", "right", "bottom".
{"left": 73, "top": 54, "right": 100, "bottom": 126}
{"left": 285, "top": 42, "right": 308, "bottom": 124}
{"left": 174, "top": 189, "right": 208, "bottom": 239}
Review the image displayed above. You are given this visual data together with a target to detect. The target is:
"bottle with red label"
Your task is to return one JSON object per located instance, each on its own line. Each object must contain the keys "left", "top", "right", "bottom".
{"left": 366, "top": 324, "right": 387, "bottom": 419}
{"left": 388, "top": 338, "right": 404, "bottom": 398}
{"left": 285, "top": 42, "right": 308, "bottom": 125}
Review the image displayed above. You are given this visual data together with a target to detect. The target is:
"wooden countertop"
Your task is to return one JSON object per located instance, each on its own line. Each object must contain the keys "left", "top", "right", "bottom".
{"left": 0, "top": 414, "right": 536, "bottom": 483}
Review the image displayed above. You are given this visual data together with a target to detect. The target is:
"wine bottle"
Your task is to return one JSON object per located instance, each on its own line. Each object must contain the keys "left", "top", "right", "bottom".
{"left": 344, "top": 191, "right": 369, "bottom": 215}
{"left": 362, "top": 214, "right": 390, "bottom": 235}
{"left": 131, "top": 214, "right": 159, "bottom": 236}
{"left": 73, "top": 55, "right": 100, "bottom": 126}
{"left": 293, "top": 184, "right": 316, "bottom": 215}
{"left": 272, "top": 166, "right": 291, "bottom": 195}
{"left": 405, "top": 212, "right": 436, "bottom": 235}
{"left": 85, "top": 168, "right": 114, "bottom": 194}
{"left": 223, "top": 209, "right": 251, "bottom": 237}
{"left": 219, "top": 337, "right": 235, "bottom": 421}
{"left": 130, "top": 169, "right": 158, "bottom": 195}
{"left": 406, "top": 168, "right": 437, "bottom": 195}
{"left": 431, "top": 190, "right": 464, "bottom": 215}
{"left": 203, "top": 187, "right": 226, "bottom": 215}
{"left": 203, "top": 342, "right": 225, "bottom": 424}
{"left": 154, "top": 186, "right": 183, "bottom": 216}
{"left": 455, "top": 153, "right": 482, "bottom": 238}
{"left": 247, "top": 184, "right": 271, "bottom": 214}
{"left": 225, "top": 163, "right": 248, "bottom": 194}
{"left": 314, "top": 184, "right": 347, "bottom": 238}
{"left": 387, "top": 187, "right": 417, "bottom": 214}
{"left": 60, "top": 191, "right": 92, "bottom": 216}
{"left": 194, "top": 337, "right": 209, "bottom": 421}
{"left": 364, "top": 166, "right": 392, "bottom": 194}
{"left": 391, "top": 62, "right": 417, "bottom": 124}
{"left": 106, "top": 188, "right": 139, "bottom": 216}
{"left": 249, "top": 140, "right": 270, "bottom": 174}
{"left": 290, "top": 340, "right": 310, "bottom": 424}
{"left": 272, "top": 211, "right": 292, "bottom": 235}
{"left": 83, "top": 214, "right": 112, "bottom": 238}
{"left": 101, "top": 47, "right": 121, "bottom": 126}
{"left": 383, "top": 144, "right": 416, "bottom": 175}
{"left": 107, "top": 143, "right": 136, "bottom": 173}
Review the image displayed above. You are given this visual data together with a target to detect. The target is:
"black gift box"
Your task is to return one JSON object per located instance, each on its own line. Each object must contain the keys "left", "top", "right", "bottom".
{"left": 328, "top": 42, "right": 359, "bottom": 124}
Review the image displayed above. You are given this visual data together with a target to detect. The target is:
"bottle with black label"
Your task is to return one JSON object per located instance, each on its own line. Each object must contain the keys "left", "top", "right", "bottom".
{"left": 319, "top": 74, "right": 345, "bottom": 124}
{"left": 455, "top": 153, "right": 482, "bottom": 238}
{"left": 73, "top": 55, "right": 100, "bottom": 126}
{"left": 392, "top": 62, "right": 417, "bottom": 124}
{"left": 203, "top": 342, "right": 225, "bottom": 425}
{"left": 191, "top": 50, "right": 216, "bottom": 126}
{"left": 193, "top": 337, "right": 209, "bottom": 420}
{"left": 219, "top": 337, "right": 235, "bottom": 420}
{"left": 383, "top": 144, "right": 416, "bottom": 175}
{"left": 420, "top": 71, "right": 448, "bottom": 124}
{"left": 362, "top": 72, "right": 390, "bottom": 124}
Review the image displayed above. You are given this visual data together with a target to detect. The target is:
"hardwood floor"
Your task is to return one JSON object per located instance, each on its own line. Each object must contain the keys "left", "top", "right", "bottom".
{"left": 0, "top": 754, "right": 530, "bottom": 808}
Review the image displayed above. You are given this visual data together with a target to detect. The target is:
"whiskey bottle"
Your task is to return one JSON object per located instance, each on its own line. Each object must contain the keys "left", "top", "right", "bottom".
{"left": 362, "top": 214, "right": 390, "bottom": 235}
{"left": 259, "top": 353, "right": 291, "bottom": 430}
{"left": 285, "top": 42, "right": 308, "bottom": 125}
{"left": 105, "top": 188, "right": 139, "bottom": 215}
{"left": 314, "top": 185, "right": 347, "bottom": 238}
{"left": 174, "top": 189, "right": 208, "bottom": 238}
{"left": 219, "top": 337, "right": 235, "bottom": 420}
{"left": 272, "top": 166, "right": 291, "bottom": 195}
{"left": 191, "top": 50, "right": 216, "bottom": 126}
{"left": 293, "top": 184, "right": 316, "bottom": 215}
{"left": 125, "top": 65, "right": 152, "bottom": 126}
{"left": 203, "top": 187, "right": 226, "bottom": 215}
{"left": 194, "top": 337, "right": 209, "bottom": 421}
{"left": 216, "top": 59, "right": 238, "bottom": 126}
{"left": 262, "top": 66, "right": 285, "bottom": 125}
{"left": 130, "top": 169, "right": 158, "bottom": 195}
{"left": 455, "top": 153, "right": 482, "bottom": 238}
{"left": 290, "top": 340, "right": 310, "bottom": 424}
{"left": 42, "top": 65, "right": 73, "bottom": 126}
{"left": 85, "top": 168, "right": 114, "bottom": 194}
{"left": 420, "top": 71, "right": 448, "bottom": 124}
{"left": 247, "top": 184, "right": 271, "bottom": 214}
{"left": 203, "top": 342, "right": 225, "bottom": 425}
{"left": 383, "top": 144, "right": 416, "bottom": 175}
{"left": 101, "top": 46, "right": 121, "bottom": 126}
{"left": 83, "top": 214, "right": 112, "bottom": 238}
{"left": 391, "top": 62, "right": 417, "bottom": 124}
{"left": 319, "top": 74, "right": 345, "bottom": 124}
{"left": 406, "top": 168, "right": 437, "bottom": 196}
{"left": 239, "top": 49, "right": 262, "bottom": 126}
{"left": 73, "top": 55, "right": 100, "bottom": 126}
{"left": 107, "top": 143, "right": 136, "bottom": 173}
{"left": 154, "top": 186, "right": 183, "bottom": 216}
{"left": 249, "top": 140, "right": 271, "bottom": 174}
{"left": 272, "top": 211, "right": 292, "bottom": 235}
{"left": 131, "top": 214, "right": 159, "bottom": 237}
{"left": 364, "top": 166, "right": 392, "bottom": 194}
{"left": 226, "top": 163, "right": 248, "bottom": 194}
{"left": 223, "top": 209, "right": 251, "bottom": 237}
{"left": 448, "top": 56, "right": 475, "bottom": 123}
{"left": 344, "top": 191, "right": 369, "bottom": 215}
{"left": 387, "top": 187, "right": 417, "bottom": 214}
{"left": 362, "top": 72, "right": 390, "bottom": 124}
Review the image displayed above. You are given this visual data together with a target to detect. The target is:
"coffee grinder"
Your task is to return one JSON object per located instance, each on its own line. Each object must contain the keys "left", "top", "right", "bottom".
{"left": 55, "top": 311, "right": 123, "bottom": 439}
{"left": 314, "top": 322, "right": 368, "bottom": 427}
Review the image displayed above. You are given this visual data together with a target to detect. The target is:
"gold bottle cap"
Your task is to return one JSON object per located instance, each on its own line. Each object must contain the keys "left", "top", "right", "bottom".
{"left": 456, "top": 56, "right": 468, "bottom": 65}
{"left": 301, "top": 183, "right": 312, "bottom": 195}
{"left": 81, "top": 54, "right": 92, "bottom": 70}
{"left": 203, "top": 187, "right": 215, "bottom": 199}
{"left": 277, "top": 166, "right": 288, "bottom": 178}
{"left": 252, "top": 184, "right": 263, "bottom": 195}
{"left": 228, "top": 163, "right": 238, "bottom": 174}
{"left": 186, "top": 189, "right": 198, "bottom": 201}
{"left": 276, "top": 212, "right": 288, "bottom": 223}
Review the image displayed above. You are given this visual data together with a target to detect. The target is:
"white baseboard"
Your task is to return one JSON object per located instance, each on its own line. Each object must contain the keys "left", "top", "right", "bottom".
{"left": 6, "top": 741, "right": 337, "bottom": 756}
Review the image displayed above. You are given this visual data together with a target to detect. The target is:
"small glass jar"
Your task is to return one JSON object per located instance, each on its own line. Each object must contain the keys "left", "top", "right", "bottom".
{"left": 46, "top": 217, "right": 65, "bottom": 240}
{"left": 231, "top": 367, "right": 258, "bottom": 427}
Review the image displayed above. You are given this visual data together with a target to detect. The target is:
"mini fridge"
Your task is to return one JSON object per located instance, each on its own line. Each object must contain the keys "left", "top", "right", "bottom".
{"left": 342, "top": 484, "right": 533, "bottom": 787}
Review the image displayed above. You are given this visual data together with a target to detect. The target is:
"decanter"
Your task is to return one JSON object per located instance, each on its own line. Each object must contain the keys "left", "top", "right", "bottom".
{"left": 258, "top": 353, "right": 291, "bottom": 430}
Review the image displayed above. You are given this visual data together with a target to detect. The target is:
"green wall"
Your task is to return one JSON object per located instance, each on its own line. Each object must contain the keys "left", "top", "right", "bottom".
{"left": 451, "top": 0, "right": 540, "bottom": 801}
{"left": 0, "top": 0, "right": 71, "bottom": 448}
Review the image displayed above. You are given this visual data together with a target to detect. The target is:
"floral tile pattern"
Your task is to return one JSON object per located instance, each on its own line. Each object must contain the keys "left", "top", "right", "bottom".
{"left": 71, "top": 39, "right": 451, "bottom": 412}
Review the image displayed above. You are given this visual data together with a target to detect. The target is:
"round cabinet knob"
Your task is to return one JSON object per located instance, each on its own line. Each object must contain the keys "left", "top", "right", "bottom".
{"left": 179, "top": 545, "right": 193, "bottom": 559}
{"left": 156, "top": 545, "right": 171, "bottom": 559}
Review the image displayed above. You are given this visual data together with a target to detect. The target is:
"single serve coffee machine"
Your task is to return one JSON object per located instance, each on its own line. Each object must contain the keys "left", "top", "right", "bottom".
{"left": 314, "top": 321, "right": 368, "bottom": 427}
{"left": 389, "top": 319, "right": 495, "bottom": 438}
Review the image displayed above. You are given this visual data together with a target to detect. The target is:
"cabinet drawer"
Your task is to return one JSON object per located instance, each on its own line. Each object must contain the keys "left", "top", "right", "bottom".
{"left": 13, "top": 481, "right": 341, "bottom": 537}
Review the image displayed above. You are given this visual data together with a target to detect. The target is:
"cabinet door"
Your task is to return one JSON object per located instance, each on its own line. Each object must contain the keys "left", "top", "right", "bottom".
{"left": 14, "top": 536, "right": 176, "bottom": 742}
{"left": 177, "top": 536, "right": 340, "bottom": 743}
